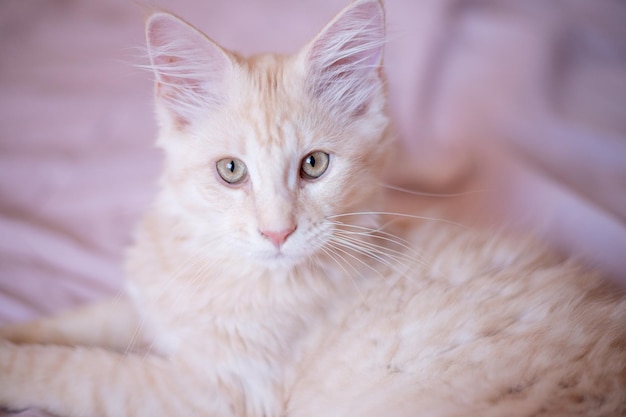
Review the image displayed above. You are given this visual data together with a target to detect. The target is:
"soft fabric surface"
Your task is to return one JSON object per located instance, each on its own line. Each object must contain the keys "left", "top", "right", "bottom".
{"left": 0, "top": 0, "right": 625, "bottom": 403}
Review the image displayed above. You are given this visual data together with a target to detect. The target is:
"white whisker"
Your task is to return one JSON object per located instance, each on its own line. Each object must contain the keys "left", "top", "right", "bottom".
{"left": 332, "top": 231, "right": 415, "bottom": 268}
{"left": 328, "top": 211, "right": 468, "bottom": 229}
{"left": 326, "top": 217, "right": 435, "bottom": 277}
{"left": 328, "top": 220, "right": 420, "bottom": 257}
{"left": 326, "top": 240, "right": 385, "bottom": 280}
{"left": 320, "top": 246, "right": 366, "bottom": 303}
{"left": 380, "top": 183, "right": 487, "bottom": 198}
{"left": 330, "top": 235, "right": 405, "bottom": 274}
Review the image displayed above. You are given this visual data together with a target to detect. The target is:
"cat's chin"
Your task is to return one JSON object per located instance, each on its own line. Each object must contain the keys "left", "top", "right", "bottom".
{"left": 255, "top": 251, "right": 307, "bottom": 271}
{"left": 246, "top": 246, "right": 316, "bottom": 272}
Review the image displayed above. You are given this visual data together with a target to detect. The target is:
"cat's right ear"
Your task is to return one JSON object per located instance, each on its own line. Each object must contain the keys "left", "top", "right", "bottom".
{"left": 145, "top": 12, "right": 232, "bottom": 128}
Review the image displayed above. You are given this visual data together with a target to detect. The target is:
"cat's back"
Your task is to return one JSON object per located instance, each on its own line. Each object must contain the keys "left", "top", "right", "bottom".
{"left": 288, "top": 226, "right": 626, "bottom": 417}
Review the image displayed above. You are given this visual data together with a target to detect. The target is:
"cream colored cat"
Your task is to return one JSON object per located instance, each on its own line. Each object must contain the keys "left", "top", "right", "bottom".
{"left": 1, "top": 1, "right": 625, "bottom": 416}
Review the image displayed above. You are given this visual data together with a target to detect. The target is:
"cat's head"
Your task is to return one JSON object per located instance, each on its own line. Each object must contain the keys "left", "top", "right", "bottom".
{"left": 145, "top": 0, "right": 390, "bottom": 270}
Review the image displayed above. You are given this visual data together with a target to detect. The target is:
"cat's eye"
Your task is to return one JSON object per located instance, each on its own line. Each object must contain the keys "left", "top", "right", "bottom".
{"left": 216, "top": 158, "right": 248, "bottom": 185}
{"left": 300, "top": 151, "right": 330, "bottom": 180}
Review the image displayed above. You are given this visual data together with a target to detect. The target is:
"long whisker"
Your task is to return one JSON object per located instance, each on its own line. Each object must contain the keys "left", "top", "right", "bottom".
{"left": 326, "top": 240, "right": 386, "bottom": 280}
{"left": 380, "top": 183, "right": 487, "bottom": 198}
{"left": 328, "top": 221, "right": 420, "bottom": 258}
{"left": 320, "top": 246, "right": 366, "bottom": 303}
{"left": 332, "top": 231, "right": 416, "bottom": 269}
{"left": 326, "top": 218, "right": 434, "bottom": 275}
{"left": 328, "top": 211, "right": 468, "bottom": 229}
{"left": 329, "top": 235, "right": 409, "bottom": 275}
{"left": 331, "top": 226, "right": 413, "bottom": 259}
{"left": 327, "top": 218, "right": 427, "bottom": 261}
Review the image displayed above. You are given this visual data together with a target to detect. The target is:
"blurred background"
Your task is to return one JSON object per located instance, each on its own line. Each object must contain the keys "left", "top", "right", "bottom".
{"left": 0, "top": 0, "right": 625, "bottom": 328}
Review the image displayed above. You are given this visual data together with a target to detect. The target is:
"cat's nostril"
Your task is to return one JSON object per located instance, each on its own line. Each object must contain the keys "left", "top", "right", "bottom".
{"left": 260, "top": 226, "right": 297, "bottom": 248}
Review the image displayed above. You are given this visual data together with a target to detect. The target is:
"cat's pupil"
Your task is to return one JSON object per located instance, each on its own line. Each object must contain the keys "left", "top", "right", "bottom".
{"left": 307, "top": 155, "right": 316, "bottom": 167}
{"left": 228, "top": 161, "right": 235, "bottom": 172}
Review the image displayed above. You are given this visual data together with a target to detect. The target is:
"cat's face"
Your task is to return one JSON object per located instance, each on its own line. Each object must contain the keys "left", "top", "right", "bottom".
{"left": 146, "top": 0, "right": 389, "bottom": 270}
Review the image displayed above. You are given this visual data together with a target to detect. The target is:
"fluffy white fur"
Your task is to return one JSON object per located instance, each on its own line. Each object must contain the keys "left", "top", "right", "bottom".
{"left": 0, "top": 1, "right": 624, "bottom": 417}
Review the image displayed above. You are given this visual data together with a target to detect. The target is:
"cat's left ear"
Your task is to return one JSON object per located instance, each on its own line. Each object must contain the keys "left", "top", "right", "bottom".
{"left": 145, "top": 12, "right": 233, "bottom": 128}
{"left": 302, "top": 0, "right": 385, "bottom": 118}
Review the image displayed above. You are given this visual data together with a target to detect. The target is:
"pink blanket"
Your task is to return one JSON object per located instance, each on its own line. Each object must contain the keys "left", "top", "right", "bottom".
{"left": 1, "top": 0, "right": 625, "bottom": 351}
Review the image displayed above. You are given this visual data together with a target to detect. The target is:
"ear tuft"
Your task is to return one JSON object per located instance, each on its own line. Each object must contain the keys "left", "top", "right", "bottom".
{"left": 305, "top": 0, "right": 385, "bottom": 117}
{"left": 146, "top": 13, "right": 232, "bottom": 127}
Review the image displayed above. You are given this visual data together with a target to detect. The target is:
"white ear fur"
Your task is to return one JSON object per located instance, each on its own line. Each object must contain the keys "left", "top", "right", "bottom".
{"left": 304, "top": 0, "right": 385, "bottom": 117}
{"left": 145, "top": 12, "right": 232, "bottom": 126}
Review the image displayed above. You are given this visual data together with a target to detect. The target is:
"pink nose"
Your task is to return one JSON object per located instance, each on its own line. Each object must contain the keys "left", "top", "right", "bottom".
{"left": 260, "top": 226, "right": 296, "bottom": 248}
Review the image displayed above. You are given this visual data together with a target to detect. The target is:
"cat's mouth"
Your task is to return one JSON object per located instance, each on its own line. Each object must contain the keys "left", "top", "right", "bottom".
{"left": 255, "top": 252, "right": 298, "bottom": 271}
{"left": 254, "top": 245, "right": 313, "bottom": 270}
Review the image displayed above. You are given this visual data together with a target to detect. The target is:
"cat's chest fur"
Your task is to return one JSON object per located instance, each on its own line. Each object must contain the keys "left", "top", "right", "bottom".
{"left": 125, "top": 211, "right": 362, "bottom": 416}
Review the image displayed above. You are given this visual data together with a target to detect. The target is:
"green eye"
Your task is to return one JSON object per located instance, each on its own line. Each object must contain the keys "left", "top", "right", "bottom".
{"left": 216, "top": 158, "right": 247, "bottom": 184}
{"left": 300, "top": 151, "right": 330, "bottom": 180}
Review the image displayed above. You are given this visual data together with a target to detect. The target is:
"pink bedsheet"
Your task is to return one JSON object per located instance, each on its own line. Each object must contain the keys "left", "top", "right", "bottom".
{"left": 1, "top": 0, "right": 625, "bottom": 343}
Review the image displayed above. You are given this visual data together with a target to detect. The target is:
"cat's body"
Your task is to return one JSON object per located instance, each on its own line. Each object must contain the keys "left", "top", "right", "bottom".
{"left": 1, "top": 1, "right": 625, "bottom": 416}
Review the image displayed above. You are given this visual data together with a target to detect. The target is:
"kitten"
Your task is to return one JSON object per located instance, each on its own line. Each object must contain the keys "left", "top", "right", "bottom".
{"left": 1, "top": 0, "right": 625, "bottom": 416}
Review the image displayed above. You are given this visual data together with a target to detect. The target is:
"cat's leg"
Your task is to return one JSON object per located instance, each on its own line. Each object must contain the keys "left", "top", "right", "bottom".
{"left": 0, "top": 342, "right": 225, "bottom": 417}
{"left": 0, "top": 297, "right": 148, "bottom": 353}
